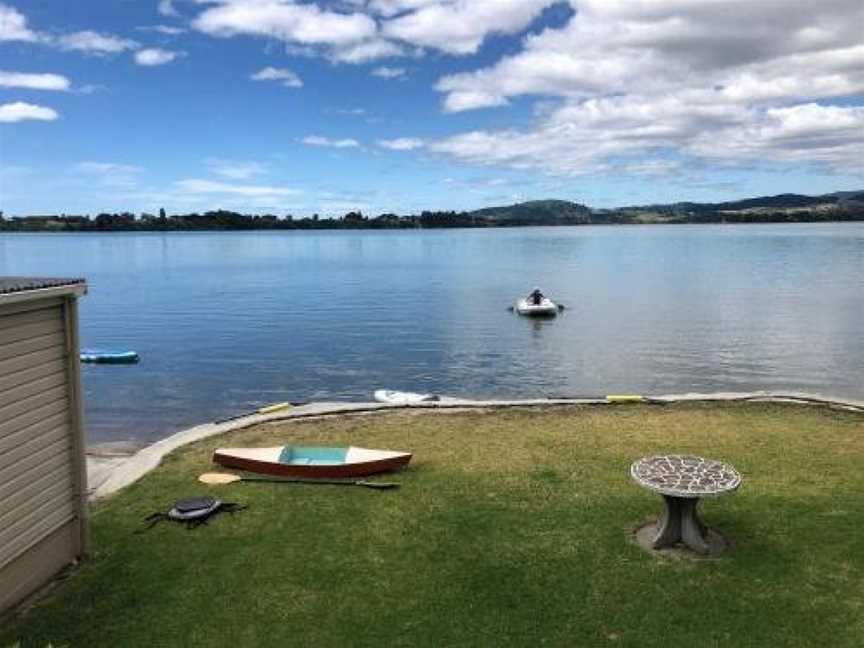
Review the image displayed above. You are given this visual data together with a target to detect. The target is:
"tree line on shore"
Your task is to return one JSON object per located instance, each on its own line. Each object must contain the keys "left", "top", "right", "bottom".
{"left": 1, "top": 193, "right": 862, "bottom": 232}
{"left": 0, "top": 209, "right": 490, "bottom": 232}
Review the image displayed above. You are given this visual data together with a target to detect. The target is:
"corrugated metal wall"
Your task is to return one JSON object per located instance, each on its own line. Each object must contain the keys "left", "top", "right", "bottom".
{"left": 0, "top": 295, "right": 86, "bottom": 612}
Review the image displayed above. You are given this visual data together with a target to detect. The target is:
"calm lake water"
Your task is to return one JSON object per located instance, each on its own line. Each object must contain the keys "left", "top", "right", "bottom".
{"left": 3, "top": 224, "right": 862, "bottom": 444}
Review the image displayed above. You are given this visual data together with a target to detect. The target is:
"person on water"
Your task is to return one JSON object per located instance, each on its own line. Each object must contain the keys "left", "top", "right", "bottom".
{"left": 528, "top": 287, "right": 544, "bottom": 305}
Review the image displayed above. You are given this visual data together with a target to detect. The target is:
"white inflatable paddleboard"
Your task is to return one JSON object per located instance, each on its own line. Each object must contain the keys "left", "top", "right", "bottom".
{"left": 374, "top": 389, "right": 440, "bottom": 404}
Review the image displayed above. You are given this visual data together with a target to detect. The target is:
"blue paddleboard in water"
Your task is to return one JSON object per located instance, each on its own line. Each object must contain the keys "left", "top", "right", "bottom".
{"left": 80, "top": 349, "right": 140, "bottom": 364}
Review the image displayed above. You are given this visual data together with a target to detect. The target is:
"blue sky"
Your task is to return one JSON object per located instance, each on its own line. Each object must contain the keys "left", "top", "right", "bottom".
{"left": 1, "top": 0, "right": 862, "bottom": 217}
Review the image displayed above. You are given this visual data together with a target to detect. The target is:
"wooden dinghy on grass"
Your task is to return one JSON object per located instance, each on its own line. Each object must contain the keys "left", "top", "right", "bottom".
{"left": 212, "top": 446, "right": 412, "bottom": 479}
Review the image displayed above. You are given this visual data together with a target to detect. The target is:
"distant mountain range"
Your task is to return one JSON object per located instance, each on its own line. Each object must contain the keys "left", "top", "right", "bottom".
{"left": 2, "top": 191, "right": 863, "bottom": 232}
{"left": 465, "top": 191, "right": 864, "bottom": 226}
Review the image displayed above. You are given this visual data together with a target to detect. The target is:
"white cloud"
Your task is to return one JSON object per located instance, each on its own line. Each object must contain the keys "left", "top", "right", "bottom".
{"left": 371, "top": 66, "right": 405, "bottom": 79}
{"left": 158, "top": 0, "right": 180, "bottom": 17}
{"left": 205, "top": 159, "right": 268, "bottom": 180}
{"left": 381, "top": 0, "right": 557, "bottom": 55}
{"left": 367, "top": 1, "right": 441, "bottom": 18}
{"left": 0, "top": 5, "right": 145, "bottom": 58}
{"left": 57, "top": 30, "right": 138, "bottom": 53}
{"left": 74, "top": 162, "right": 143, "bottom": 175}
{"left": 378, "top": 137, "right": 424, "bottom": 150}
{"left": 77, "top": 84, "right": 106, "bottom": 95}
{"left": 302, "top": 135, "right": 361, "bottom": 148}
{"left": 0, "top": 101, "right": 58, "bottom": 123}
{"left": 717, "top": 45, "right": 864, "bottom": 104}
{"left": 250, "top": 66, "right": 302, "bottom": 87}
{"left": 431, "top": 95, "right": 864, "bottom": 175}
{"left": 436, "top": 0, "right": 864, "bottom": 111}
{"left": 0, "top": 3, "right": 39, "bottom": 42}
{"left": 192, "top": 0, "right": 376, "bottom": 46}
{"left": 189, "top": 0, "right": 557, "bottom": 62}
{"left": 623, "top": 160, "right": 683, "bottom": 177}
{"left": 330, "top": 38, "right": 404, "bottom": 63}
{"left": 73, "top": 162, "right": 144, "bottom": 188}
{"left": 331, "top": 107, "right": 366, "bottom": 116}
{"left": 138, "top": 25, "right": 187, "bottom": 35}
{"left": 689, "top": 103, "right": 864, "bottom": 171}
{"left": 425, "top": 0, "right": 864, "bottom": 177}
{"left": 134, "top": 48, "right": 184, "bottom": 66}
{"left": 0, "top": 70, "right": 70, "bottom": 91}
{"left": 174, "top": 178, "right": 300, "bottom": 197}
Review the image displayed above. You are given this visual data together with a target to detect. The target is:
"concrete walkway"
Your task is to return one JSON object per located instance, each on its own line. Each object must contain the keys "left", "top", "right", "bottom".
{"left": 86, "top": 391, "right": 864, "bottom": 501}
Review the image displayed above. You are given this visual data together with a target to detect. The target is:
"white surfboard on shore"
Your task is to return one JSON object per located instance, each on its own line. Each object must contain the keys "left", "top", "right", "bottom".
{"left": 374, "top": 389, "right": 441, "bottom": 404}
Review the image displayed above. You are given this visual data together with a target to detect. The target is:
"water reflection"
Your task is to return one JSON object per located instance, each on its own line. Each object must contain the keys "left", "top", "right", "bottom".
{"left": 1, "top": 224, "right": 862, "bottom": 443}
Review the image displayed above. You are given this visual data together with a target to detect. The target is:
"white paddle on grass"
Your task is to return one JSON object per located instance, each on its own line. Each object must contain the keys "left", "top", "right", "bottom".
{"left": 198, "top": 472, "right": 399, "bottom": 490}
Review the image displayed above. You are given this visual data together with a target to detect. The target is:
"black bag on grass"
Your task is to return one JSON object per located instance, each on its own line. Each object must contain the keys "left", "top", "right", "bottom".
{"left": 140, "top": 496, "right": 247, "bottom": 530}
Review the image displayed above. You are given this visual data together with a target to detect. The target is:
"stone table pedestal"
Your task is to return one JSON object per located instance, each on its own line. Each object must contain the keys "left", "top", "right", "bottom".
{"left": 630, "top": 455, "right": 741, "bottom": 555}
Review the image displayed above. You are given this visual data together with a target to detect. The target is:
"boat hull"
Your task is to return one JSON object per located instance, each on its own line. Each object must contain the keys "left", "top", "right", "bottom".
{"left": 213, "top": 446, "right": 412, "bottom": 478}
{"left": 515, "top": 298, "right": 559, "bottom": 317}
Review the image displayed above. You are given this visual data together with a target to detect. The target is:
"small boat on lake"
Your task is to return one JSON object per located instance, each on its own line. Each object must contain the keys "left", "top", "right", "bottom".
{"left": 213, "top": 445, "right": 412, "bottom": 478}
{"left": 515, "top": 297, "right": 559, "bottom": 317}
{"left": 374, "top": 389, "right": 440, "bottom": 404}
{"left": 80, "top": 349, "right": 140, "bottom": 364}
{"left": 514, "top": 287, "right": 561, "bottom": 317}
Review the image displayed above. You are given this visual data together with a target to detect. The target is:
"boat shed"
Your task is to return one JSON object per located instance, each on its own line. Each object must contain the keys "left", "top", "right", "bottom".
{"left": 0, "top": 277, "right": 89, "bottom": 614}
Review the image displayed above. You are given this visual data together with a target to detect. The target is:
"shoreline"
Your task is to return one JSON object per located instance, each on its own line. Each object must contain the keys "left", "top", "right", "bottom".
{"left": 4, "top": 219, "right": 864, "bottom": 234}
{"left": 86, "top": 390, "right": 864, "bottom": 501}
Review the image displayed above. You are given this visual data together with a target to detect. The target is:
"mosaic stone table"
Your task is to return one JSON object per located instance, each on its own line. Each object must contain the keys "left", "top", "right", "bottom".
{"left": 630, "top": 455, "right": 741, "bottom": 554}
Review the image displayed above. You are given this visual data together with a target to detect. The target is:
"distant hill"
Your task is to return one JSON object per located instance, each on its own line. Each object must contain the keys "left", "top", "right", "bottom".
{"left": 715, "top": 193, "right": 836, "bottom": 210}
{"left": 832, "top": 190, "right": 864, "bottom": 204}
{"left": 611, "top": 190, "right": 864, "bottom": 224}
{"left": 462, "top": 191, "right": 864, "bottom": 226}
{"left": 468, "top": 199, "right": 592, "bottom": 224}
{"left": 2, "top": 190, "right": 862, "bottom": 232}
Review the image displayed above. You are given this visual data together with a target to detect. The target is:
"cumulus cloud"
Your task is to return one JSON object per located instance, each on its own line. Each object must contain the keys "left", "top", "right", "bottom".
{"left": 0, "top": 3, "right": 40, "bottom": 41}
{"left": 174, "top": 178, "right": 300, "bottom": 197}
{"left": 329, "top": 38, "right": 404, "bottom": 63}
{"left": 381, "top": 0, "right": 557, "bottom": 55}
{"left": 191, "top": 0, "right": 414, "bottom": 63}
{"left": 0, "top": 70, "right": 70, "bottom": 91}
{"left": 371, "top": 66, "right": 405, "bottom": 79}
{"left": 431, "top": 94, "right": 864, "bottom": 175}
{"left": 0, "top": 101, "right": 58, "bottom": 123}
{"left": 135, "top": 47, "right": 184, "bottom": 65}
{"left": 378, "top": 137, "right": 424, "bottom": 150}
{"left": 302, "top": 135, "right": 361, "bottom": 148}
{"left": 689, "top": 103, "right": 864, "bottom": 171}
{"left": 158, "top": 0, "right": 180, "bottom": 17}
{"left": 426, "top": 0, "right": 864, "bottom": 176}
{"left": 57, "top": 30, "right": 139, "bottom": 53}
{"left": 193, "top": 0, "right": 376, "bottom": 46}
{"left": 437, "top": 0, "right": 864, "bottom": 111}
{"left": 367, "top": 0, "right": 442, "bottom": 18}
{"left": 189, "top": 0, "right": 557, "bottom": 62}
{"left": 0, "top": 5, "right": 142, "bottom": 56}
{"left": 250, "top": 66, "right": 302, "bottom": 87}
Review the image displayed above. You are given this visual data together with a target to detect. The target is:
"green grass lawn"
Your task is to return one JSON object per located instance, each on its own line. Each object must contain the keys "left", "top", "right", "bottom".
{"left": 3, "top": 403, "right": 863, "bottom": 647}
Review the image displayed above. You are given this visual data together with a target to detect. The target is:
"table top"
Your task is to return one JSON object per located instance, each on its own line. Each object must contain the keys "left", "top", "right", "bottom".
{"left": 630, "top": 455, "right": 741, "bottom": 498}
